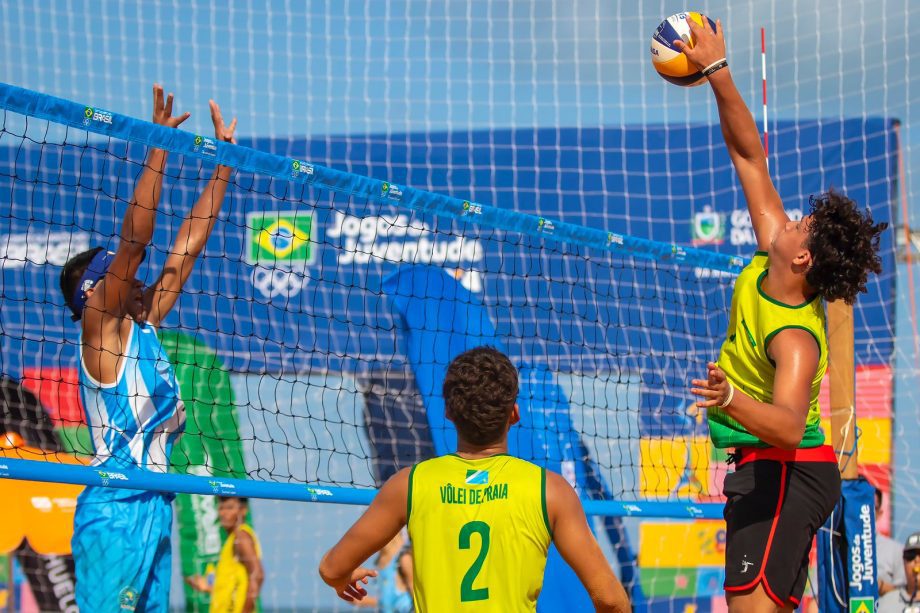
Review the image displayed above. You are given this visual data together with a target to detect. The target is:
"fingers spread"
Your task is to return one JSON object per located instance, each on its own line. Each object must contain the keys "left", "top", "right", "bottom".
{"left": 704, "top": 15, "right": 716, "bottom": 34}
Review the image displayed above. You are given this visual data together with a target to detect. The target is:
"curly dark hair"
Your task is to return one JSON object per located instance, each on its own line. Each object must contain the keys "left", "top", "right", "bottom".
{"left": 443, "top": 346, "right": 518, "bottom": 446}
{"left": 59, "top": 246, "right": 104, "bottom": 319}
{"left": 804, "top": 190, "right": 887, "bottom": 305}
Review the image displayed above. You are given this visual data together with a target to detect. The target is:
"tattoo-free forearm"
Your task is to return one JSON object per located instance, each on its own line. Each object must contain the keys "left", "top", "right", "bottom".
{"left": 122, "top": 148, "right": 168, "bottom": 250}
{"left": 723, "top": 388, "right": 807, "bottom": 449}
{"left": 173, "top": 165, "right": 232, "bottom": 258}
{"left": 708, "top": 69, "right": 767, "bottom": 164}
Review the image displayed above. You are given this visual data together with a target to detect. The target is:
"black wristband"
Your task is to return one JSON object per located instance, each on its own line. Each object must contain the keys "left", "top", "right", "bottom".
{"left": 702, "top": 59, "right": 728, "bottom": 77}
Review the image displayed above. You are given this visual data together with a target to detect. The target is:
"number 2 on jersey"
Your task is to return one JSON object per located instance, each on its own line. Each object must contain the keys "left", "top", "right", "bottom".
{"left": 458, "top": 521, "right": 490, "bottom": 602}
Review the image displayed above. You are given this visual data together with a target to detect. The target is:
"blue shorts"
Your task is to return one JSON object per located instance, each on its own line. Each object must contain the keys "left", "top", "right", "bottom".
{"left": 72, "top": 486, "right": 174, "bottom": 612}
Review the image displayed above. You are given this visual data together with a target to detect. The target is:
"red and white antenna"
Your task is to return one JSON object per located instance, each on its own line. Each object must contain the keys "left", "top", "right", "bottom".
{"left": 761, "top": 27, "right": 769, "bottom": 169}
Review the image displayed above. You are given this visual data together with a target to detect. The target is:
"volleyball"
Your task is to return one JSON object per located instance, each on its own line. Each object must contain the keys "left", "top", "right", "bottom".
{"left": 650, "top": 12, "right": 717, "bottom": 86}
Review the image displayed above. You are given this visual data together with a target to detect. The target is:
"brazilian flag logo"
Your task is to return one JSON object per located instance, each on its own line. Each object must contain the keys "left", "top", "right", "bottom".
{"left": 247, "top": 211, "right": 316, "bottom": 264}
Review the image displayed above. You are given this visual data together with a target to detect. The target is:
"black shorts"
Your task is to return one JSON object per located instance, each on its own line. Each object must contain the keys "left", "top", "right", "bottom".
{"left": 722, "top": 446, "right": 841, "bottom": 608}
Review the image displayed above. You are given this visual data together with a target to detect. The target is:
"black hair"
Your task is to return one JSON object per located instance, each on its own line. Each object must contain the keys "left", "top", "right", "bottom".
{"left": 443, "top": 346, "right": 518, "bottom": 445}
{"left": 217, "top": 496, "right": 249, "bottom": 505}
{"left": 805, "top": 191, "right": 887, "bottom": 305}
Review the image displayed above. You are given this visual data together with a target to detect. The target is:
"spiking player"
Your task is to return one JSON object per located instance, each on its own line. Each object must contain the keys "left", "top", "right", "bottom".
{"left": 678, "top": 17, "right": 887, "bottom": 612}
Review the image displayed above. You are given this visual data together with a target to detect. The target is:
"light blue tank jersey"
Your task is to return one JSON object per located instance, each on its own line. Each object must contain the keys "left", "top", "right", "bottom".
{"left": 79, "top": 321, "right": 186, "bottom": 471}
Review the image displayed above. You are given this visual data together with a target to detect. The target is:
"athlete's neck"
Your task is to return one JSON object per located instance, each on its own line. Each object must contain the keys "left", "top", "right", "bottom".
{"left": 455, "top": 438, "right": 508, "bottom": 459}
{"left": 761, "top": 268, "right": 815, "bottom": 305}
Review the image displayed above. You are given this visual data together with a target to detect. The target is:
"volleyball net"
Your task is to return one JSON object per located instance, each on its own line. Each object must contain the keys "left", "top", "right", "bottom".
{"left": 0, "top": 80, "right": 751, "bottom": 507}
{"left": 0, "top": 80, "right": 899, "bottom": 610}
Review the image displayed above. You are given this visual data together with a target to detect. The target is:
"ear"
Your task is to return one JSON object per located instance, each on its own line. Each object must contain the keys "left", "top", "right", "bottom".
{"left": 793, "top": 247, "right": 812, "bottom": 269}
{"left": 509, "top": 403, "right": 520, "bottom": 426}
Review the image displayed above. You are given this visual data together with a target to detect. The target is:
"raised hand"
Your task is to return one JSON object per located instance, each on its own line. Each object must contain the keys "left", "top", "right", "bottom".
{"left": 673, "top": 17, "right": 725, "bottom": 72}
{"left": 152, "top": 83, "right": 191, "bottom": 128}
{"left": 209, "top": 99, "right": 238, "bottom": 144}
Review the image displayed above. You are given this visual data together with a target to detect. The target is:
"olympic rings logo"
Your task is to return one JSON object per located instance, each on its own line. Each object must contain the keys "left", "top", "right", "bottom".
{"left": 251, "top": 267, "right": 309, "bottom": 299}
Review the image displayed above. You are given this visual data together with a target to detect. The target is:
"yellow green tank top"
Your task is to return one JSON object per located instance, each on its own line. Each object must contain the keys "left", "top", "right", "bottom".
{"left": 407, "top": 454, "right": 551, "bottom": 612}
{"left": 210, "top": 523, "right": 261, "bottom": 613}
{"left": 708, "top": 252, "right": 828, "bottom": 449}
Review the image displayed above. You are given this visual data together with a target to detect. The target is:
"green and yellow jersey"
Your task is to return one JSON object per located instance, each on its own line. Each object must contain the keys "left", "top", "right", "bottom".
{"left": 210, "top": 524, "right": 261, "bottom": 613}
{"left": 708, "top": 251, "right": 828, "bottom": 449}
{"left": 407, "top": 454, "right": 552, "bottom": 612}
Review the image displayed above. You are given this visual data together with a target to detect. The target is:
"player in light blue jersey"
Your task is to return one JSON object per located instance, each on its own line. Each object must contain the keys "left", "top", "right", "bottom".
{"left": 58, "top": 84, "right": 237, "bottom": 613}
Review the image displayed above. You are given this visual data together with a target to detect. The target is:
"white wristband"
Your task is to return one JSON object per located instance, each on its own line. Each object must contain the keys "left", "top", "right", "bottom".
{"left": 701, "top": 57, "right": 728, "bottom": 77}
{"left": 718, "top": 382, "right": 735, "bottom": 409}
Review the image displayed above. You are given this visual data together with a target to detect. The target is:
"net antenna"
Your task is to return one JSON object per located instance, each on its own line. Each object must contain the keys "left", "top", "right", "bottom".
{"left": 761, "top": 26, "right": 769, "bottom": 170}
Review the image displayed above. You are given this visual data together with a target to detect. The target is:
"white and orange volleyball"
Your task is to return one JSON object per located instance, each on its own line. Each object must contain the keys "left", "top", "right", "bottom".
{"left": 650, "top": 12, "right": 718, "bottom": 86}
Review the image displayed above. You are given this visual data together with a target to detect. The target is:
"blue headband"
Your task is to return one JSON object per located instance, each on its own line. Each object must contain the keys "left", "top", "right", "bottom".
{"left": 69, "top": 249, "right": 146, "bottom": 321}
{"left": 69, "top": 250, "right": 115, "bottom": 320}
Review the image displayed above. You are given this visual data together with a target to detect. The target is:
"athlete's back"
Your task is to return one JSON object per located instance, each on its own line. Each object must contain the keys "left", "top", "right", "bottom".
{"left": 408, "top": 453, "right": 550, "bottom": 612}
{"left": 319, "top": 347, "right": 630, "bottom": 612}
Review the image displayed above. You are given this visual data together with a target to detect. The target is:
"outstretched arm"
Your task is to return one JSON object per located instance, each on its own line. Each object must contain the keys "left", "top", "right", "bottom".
{"left": 675, "top": 18, "right": 787, "bottom": 251}
{"left": 84, "top": 84, "right": 190, "bottom": 330}
{"left": 145, "top": 99, "right": 237, "bottom": 325}
{"left": 81, "top": 85, "right": 189, "bottom": 384}
{"left": 546, "top": 471, "right": 631, "bottom": 613}
{"left": 318, "top": 468, "right": 409, "bottom": 603}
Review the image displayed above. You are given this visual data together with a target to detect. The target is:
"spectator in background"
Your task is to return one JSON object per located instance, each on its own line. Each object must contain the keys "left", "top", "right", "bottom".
{"left": 354, "top": 532, "right": 413, "bottom": 612}
{"left": 187, "top": 496, "right": 264, "bottom": 613}
{"left": 877, "top": 531, "right": 920, "bottom": 613}
{"left": 877, "top": 488, "right": 907, "bottom": 595}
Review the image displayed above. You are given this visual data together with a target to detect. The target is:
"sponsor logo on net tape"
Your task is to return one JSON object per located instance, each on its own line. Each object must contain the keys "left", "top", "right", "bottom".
{"left": 291, "top": 159, "right": 315, "bottom": 180}
{"left": 209, "top": 479, "right": 237, "bottom": 494}
{"left": 306, "top": 486, "right": 334, "bottom": 501}
{"left": 97, "top": 470, "right": 129, "bottom": 486}
{"left": 193, "top": 135, "right": 218, "bottom": 156}
{"left": 381, "top": 182, "right": 404, "bottom": 202}
{"left": 83, "top": 106, "right": 113, "bottom": 126}
{"left": 461, "top": 201, "right": 483, "bottom": 216}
